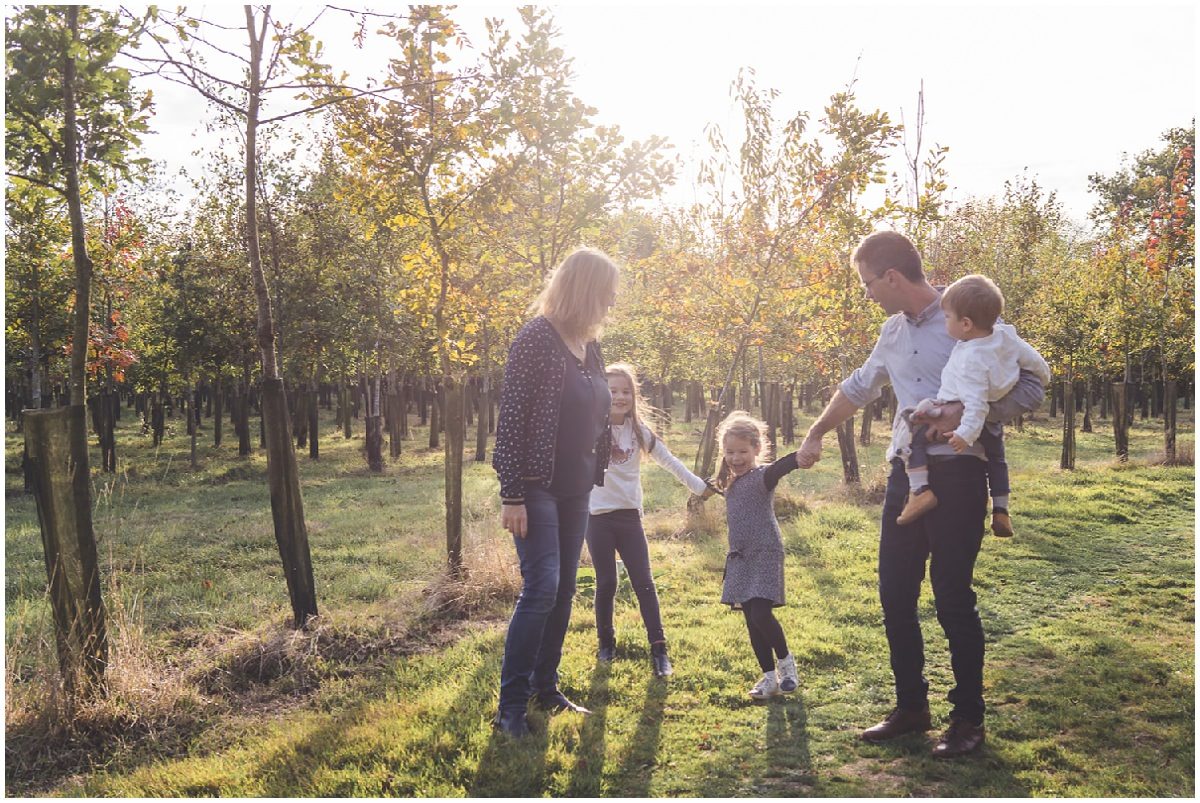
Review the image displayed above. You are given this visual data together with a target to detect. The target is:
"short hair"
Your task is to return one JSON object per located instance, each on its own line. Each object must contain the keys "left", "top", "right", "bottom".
{"left": 531, "top": 247, "right": 620, "bottom": 341}
{"left": 941, "top": 274, "right": 1004, "bottom": 330}
{"left": 851, "top": 231, "right": 923, "bottom": 282}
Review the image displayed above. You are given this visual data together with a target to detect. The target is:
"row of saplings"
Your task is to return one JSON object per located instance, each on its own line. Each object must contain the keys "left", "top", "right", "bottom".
{"left": 12, "top": 365, "right": 1188, "bottom": 700}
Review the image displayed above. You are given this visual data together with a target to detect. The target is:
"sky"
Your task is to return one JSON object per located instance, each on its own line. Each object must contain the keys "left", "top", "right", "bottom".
{"left": 135, "top": 1, "right": 1197, "bottom": 230}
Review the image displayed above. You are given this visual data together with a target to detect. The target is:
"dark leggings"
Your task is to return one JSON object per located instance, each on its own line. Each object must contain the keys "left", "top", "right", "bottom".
{"left": 742, "top": 597, "right": 789, "bottom": 672}
{"left": 585, "top": 509, "right": 665, "bottom": 646}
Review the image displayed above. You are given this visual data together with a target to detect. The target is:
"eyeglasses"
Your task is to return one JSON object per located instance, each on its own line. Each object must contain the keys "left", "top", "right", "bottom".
{"left": 862, "top": 268, "right": 892, "bottom": 291}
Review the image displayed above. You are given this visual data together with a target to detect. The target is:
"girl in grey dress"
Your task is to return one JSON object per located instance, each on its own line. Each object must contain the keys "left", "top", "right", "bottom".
{"left": 714, "top": 411, "right": 801, "bottom": 699}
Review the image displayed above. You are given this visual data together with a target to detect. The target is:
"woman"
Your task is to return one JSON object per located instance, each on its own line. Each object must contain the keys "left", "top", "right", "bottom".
{"left": 491, "top": 247, "right": 619, "bottom": 738}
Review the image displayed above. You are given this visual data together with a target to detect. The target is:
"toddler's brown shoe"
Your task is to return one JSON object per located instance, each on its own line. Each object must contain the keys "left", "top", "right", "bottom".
{"left": 991, "top": 510, "right": 1014, "bottom": 538}
{"left": 896, "top": 489, "right": 939, "bottom": 526}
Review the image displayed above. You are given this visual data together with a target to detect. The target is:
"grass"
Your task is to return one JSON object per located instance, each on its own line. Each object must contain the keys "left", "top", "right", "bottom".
{"left": 4, "top": 397, "right": 1194, "bottom": 796}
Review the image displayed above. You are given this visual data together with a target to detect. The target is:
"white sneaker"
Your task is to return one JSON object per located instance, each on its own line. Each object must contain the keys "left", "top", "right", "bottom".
{"left": 776, "top": 654, "right": 798, "bottom": 693}
{"left": 748, "top": 672, "right": 781, "bottom": 700}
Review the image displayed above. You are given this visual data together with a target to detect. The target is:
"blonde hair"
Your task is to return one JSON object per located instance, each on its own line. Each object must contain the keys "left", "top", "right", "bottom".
{"left": 941, "top": 274, "right": 1004, "bottom": 331}
{"left": 606, "top": 362, "right": 665, "bottom": 454}
{"left": 530, "top": 247, "right": 620, "bottom": 341}
{"left": 714, "top": 410, "right": 772, "bottom": 491}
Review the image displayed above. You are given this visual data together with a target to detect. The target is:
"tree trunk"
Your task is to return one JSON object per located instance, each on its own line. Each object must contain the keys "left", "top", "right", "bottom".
{"left": 475, "top": 337, "right": 491, "bottom": 462}
{"left": 1060, "top": 374, "right": 1076, "bottom": 470}
{"left": 261, "top": 379, "right": 318, "bottom": 626}
{"left": 243, "top": 8, "right": 315, "bottom": 628}
{"left": 1081, "top": 376, "right": 1094, "bottom": 433}
{"left": 781, "top": 385, "right": 795, "bottom": 445}
{"left": 429, "top": 382, "right": 441, "bottom": 449}
{"left": 25, "top": 407, "right": 107, "bottom": 693}
{"left": 1163, "top": 379, "right": 1178, "bottom": 464}
{"left": 835, "top": 416, "right": 860, "bottom": 484}
{"left": 340, "top": 380, "right": 352, "bottom": 439}
{"left": 444, "top": 376, "right": 465, "bottom": 576}
{"left": 308, "top": 376, "right": 319, "bottom": 460}
{"left": 1111, "top": 382, "right": 1131, "bottom": 462}
{"left": 387, "top": 368, "right": 401, "bottom": 460}
{"left": 213, "top": 374, "right": 223, "bottom": 447}
{"left": 858, "top": 398, "right": 873, "bottom": 446}
{"left": 365, "top": 376, "right": 384, "bottom": 472}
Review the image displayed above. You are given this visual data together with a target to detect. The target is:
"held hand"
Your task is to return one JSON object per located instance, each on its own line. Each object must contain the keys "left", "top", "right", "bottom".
{"left": 948, "top": 433, "right": 968, "bottom": 453}
{"left": 501, "top": 504, "right": 528, "bottom": 539}
{"left": 913, "top": 400, "right": 964, "bottom": 442}
{"left": 796, "top": 433, "right": 822, "bottom": 469}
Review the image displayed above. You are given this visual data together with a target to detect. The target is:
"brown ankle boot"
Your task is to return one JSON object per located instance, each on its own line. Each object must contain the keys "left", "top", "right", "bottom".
{"left": 896, "top": 489, "right": 939, "bottom": 526}
{"left": 860, "top": 705, "right": 933, "bottom": 742}
{"left": 991, "top": 510, "right": 1014, "bottom": 537}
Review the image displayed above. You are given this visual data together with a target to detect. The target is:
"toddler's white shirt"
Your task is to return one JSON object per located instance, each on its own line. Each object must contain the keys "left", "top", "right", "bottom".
{"left": 938, "top": 323, "right": 1051, "bottom": 445}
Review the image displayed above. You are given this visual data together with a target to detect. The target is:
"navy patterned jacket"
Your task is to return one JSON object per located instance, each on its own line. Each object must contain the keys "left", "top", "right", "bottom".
{"left": 493, "top": 316, "right": 611, "bottom": 502}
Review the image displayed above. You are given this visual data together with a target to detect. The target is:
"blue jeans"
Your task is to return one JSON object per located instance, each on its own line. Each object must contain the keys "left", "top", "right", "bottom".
{"left": 497, "top": 486, "right": 591, "bottom": 714}
{"left": 880, "top": 457, "right": 988, "bottom": 724}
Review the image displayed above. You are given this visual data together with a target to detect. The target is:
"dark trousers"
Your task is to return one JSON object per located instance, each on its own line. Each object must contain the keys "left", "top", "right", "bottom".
{"left": 909, "top": 421, "right": 1009, "bottom": 499}
{"left": 585, "top": 509, "right": 665, "bottom": 646}
{"left": 742, "top": 597, "right": 789, "bottom": 672}
{"left": 880, "top": 457, "right": 988, "bottom": 724}
{"left": 498, "top": 486, "right": 590, "bottom": 714}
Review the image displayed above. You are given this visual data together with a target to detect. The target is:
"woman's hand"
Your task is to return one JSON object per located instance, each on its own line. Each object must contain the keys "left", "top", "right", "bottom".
{"left": 501, "top": 503, "right": 528, "bottom": 539}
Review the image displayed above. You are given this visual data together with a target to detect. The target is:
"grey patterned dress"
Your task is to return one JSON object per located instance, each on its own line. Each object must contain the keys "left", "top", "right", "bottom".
{"left": 720, "top": 453, "right": 799, "bottom": 609}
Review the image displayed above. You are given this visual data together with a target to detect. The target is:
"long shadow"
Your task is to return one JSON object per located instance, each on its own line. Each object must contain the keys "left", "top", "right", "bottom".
{"left": 764, "top": 695, "right": 813, "bottom": 791}
{"left": 564, "top": 659, "right": 612, "bottom": 796}
{"left": 470, "top": 724, "right": 551, "bottom": 797}
{"left": 611, "top": 675, "right": 668, "bottom": 797}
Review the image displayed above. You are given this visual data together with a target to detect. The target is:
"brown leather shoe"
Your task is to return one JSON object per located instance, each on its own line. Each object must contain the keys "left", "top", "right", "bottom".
{"left": 932, "top": 718, "right": 985, "bottom": 758}
{"left": 860, "top": 705, "right": 932, "bottom": 742}
{"left": 991, "top": 510, "right": 1014, "bottom": 537}
{"left": 896, "top": 489, "right": 939, "bottom": 526}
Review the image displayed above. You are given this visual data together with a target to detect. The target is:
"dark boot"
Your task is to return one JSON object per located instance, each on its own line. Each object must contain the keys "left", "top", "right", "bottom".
{"left": 493, "top": 709, "right": 530, "bottom": 738}
{"left": 598, "top": 642, "right": 616, "bottom": 663}
{"left": 932, "top": 718, "right": 985, "bottom": 758}
{"left": 651, "top": 641, "right": 673, "bottom": 677}
{"left": 860, "top": 705, "right": 932, "bottom": 742}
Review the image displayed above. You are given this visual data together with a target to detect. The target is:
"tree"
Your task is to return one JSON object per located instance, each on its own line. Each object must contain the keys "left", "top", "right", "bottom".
{"left": 5, "top": 4, "right": 151, "bottom": 693}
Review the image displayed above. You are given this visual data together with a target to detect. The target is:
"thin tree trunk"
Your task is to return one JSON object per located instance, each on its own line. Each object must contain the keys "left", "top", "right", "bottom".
{"left": 1112, "top": 382, "right": 1131, "bottom": 462}
{"left": 444, "top": 376, "right": 465, "bottom": 576}
{"left": 51, "top": 6, "right": 105, "bottom": 692}
{"left": 1061, "top": 371, "right": 1076, "bottom": 470}
{"left": 1163, "top": 378, "right": 1178, "bottom": 464}
{"left": 243, "top": 7, "right": 315, "bottom": 628}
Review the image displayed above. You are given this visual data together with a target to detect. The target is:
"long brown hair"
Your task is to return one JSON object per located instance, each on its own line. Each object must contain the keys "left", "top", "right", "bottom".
{"left": 530, "top": 247, "right": 620, "bottom": 342}
{"left": 606, "top": 362, "right": 664, "bottom": 454}
{"left": 713, "top": 410, "right": 771, "bottom": 491}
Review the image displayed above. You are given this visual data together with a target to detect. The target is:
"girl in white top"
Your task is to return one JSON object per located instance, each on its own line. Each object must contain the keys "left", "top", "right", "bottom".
{"left": 586, "top": 363, "right": 711, "bottom": 677}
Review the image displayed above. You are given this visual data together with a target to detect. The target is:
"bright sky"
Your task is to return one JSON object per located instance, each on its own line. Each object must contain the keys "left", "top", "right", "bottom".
{"left": 138, "top": 2, "right": 1196, "bottom": 229}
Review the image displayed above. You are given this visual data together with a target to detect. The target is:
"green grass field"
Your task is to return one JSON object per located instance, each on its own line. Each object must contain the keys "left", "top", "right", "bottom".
{"left": 4, "top": 397, "right": 1194, "bottom": 796}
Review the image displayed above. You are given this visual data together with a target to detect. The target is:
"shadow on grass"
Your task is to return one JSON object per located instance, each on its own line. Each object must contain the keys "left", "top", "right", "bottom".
{"left": 611, "top": 675, "right": 668, "bottom": 796}
{"left": 565, "top": 659, "right": 612, "bottom": 796}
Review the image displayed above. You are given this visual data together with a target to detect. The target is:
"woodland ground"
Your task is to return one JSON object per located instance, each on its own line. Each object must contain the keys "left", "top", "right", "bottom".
{"left": 4, "top": 397, "right": 1194, "bottom": 797}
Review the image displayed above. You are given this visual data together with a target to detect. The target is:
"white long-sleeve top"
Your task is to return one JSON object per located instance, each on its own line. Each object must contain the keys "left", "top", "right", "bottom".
{"left": 589, "top": 419, "right": 708, "bottom": 515}
{"left": 938, "top": 323, "right": 1052, "bottom": 445}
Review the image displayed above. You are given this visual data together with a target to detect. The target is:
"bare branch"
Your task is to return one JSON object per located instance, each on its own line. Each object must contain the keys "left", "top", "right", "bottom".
{"left": 6, "top": 172, "right": 66, "bottom": 196}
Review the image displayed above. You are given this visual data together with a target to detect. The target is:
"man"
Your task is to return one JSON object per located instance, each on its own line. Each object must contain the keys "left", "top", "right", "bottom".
{"left": 796, "top": 231, "right": 1043, "bottom": 758}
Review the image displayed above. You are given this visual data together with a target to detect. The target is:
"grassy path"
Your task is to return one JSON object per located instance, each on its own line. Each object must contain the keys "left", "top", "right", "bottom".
{"left": 5, "top": 405, "right": 1194, "bottom": 796}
